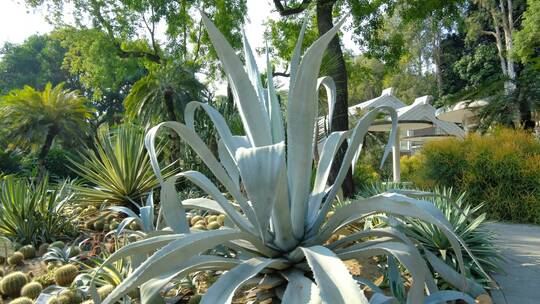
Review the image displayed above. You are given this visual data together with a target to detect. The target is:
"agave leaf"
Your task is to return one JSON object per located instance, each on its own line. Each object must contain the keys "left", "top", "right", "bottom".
{"left": 235, "top": 142, "right": 288, "bottom": 244}
{"left": 200, "top": 13, "right": 271, "bottom": 146}
{"left": 327, "top": 227, "right": 415, "bottom": 250}
{"left": 201, "top": 257, "right": 287, "bottom": 304}
{"left": 424, "top": 250, "right": 485, "bottom": 297}
{"left": 173, "top": 171, "right": 256, "bottom": 234}
{"left": 182, "top": 197, "right": 226, "bottom": 214}
{"left": 317, "top": 76, "right": 336, "bottom": 129}
{"left": 242, "top": 31, "right": 268, "bottom": 116}
{"left": 424, "top": 290, "right": 475, "bottom": 304}
{"left": 368, "top": 293, "right": 398, "bottom": 304}
{"left": 265, "top": 43, "right": 285, "bottom": 143}
{"left": 289, "top": 15, "right": 308, "bottom": 91}
{"left": 308, "top": 106, "right": 398, "bottom": 236}
{"left": 145, "top": 121, "right": 257, "bottom": 226}
{"left": 160, "top": 178, "right": 190, "bottom": 233}
{"left": 300, "top": 246, "right": 368, "bottom": 304}
{"left": 140, "top": 255, "right": 241, "bottom": 303}
{"left": 307, "top": 130, "right": 348, "bottom": 224}
{"left": 102, "top": 229, "right": 245, "bottom": 304}
{"left": 337, "top": 241, "right": 427, "bottom": 304}
{"left": 313, "top": 193, "right": 469, "bottom": 279}
{"left": 108, "top": 206, "right": 139, "bottom": 220}
{"left": 288, "top": 15, "right": 349, "bottom": 239}
{"left": 184, "top": 101, "right": 242, "bottom": 165}
{"left": 281, "top": 270, "right": 322, "bottom": 304}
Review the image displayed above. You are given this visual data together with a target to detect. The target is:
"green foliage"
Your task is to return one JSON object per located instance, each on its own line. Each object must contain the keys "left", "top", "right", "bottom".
{"left": 70, "top": 124, "right": 163, "bottom": 208}
{"left": 43, "top": 148, "right": 81, "bottom": 179}
{"left": 0, "top": 271, "right": 29, "bottom": 297}
{"left": 512, "top": 0, "right": 540, "bottom": 68}
{"left": 453, "top": 44, "right": 502, "bottom": 90}
{"left": 0, "top": 83, "right": 93, "bottom": 160}
{"left": 0, "top": 34, "right": 69, "bottom": 94}
{"left": 43, "top": 245, "right": 81, "bottom": 264}
{"left": 0, "top": 176, "right": 76, "bottom": 245}
{"left": 0, "top": 149, "right": 22, "bottom": 175}
{"left": 410, "top": 128, "right": 540, "bottom": 223}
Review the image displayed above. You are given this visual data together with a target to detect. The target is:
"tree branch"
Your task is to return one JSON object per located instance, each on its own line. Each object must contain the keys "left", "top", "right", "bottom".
{"left": 90, "top": 0, "right": 161, "bottom": 63}
{"left": 273, "top": 0, "right": 312, "bottom": 16}
{"left": 272, "top": 71, "right": 290, "bottom": 77}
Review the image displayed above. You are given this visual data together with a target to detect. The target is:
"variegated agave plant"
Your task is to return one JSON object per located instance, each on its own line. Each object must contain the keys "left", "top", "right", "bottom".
{"left": 93, "top": 14, "right": 486, "bottom": 304}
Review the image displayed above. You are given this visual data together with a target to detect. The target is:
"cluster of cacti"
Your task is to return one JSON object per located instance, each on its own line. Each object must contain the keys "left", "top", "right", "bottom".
{"left": 18, "top": 245, "right": 36, "bottom": 259}
{"left": 188, "top": 213, "right": 225, "bottom": 230}
{"left": 10, "top": 297, "right": 34, "bottom": 304}
{"left": 8, "top": 252, "right": 24, "bottom": 266}
{"left": 21, "top": 281, "right": 43, "bottom": 299}
{"left": 0, "top": 271, "right": 28, "bottom": 297}
{"left": 54, "top": 264, "right": 78, "bottom": 287}
{"left": 83, "top": 211, "right": 122, "bottom": 232}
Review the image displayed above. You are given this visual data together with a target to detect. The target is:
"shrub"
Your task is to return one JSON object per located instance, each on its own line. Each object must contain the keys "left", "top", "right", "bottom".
{"left": 69, "top": 124, "right": 167, "bottom": 208}
{"left": 0, "top": 176, "right": 76, "bottom": 245}
{"left": 408, "top": 128, "right": 540, "bottom": 223}
{"left": 43, "top": 148, "right": 80, "bottom": 179}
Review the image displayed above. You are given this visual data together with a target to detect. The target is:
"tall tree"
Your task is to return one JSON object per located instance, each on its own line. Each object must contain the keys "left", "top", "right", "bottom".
{"left": 0, "top": 83, "right": 93, "bottom": 169}
{"left": 273, "top": 0, "right": 355, "bottom": 197}
{"left": 0, "top": 34, "right": 71, "bottom": 94}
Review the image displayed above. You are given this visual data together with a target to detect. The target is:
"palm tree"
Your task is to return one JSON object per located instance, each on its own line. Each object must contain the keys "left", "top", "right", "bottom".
{"left": 124, "top": 62, "right": 208, "bottom": 124}
{"left": 0, "top": 83, "right": 93, "bottom": 168}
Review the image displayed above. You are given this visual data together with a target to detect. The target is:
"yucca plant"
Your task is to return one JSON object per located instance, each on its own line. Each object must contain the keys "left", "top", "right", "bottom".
{"left": 70, "top": 124, "right": 166, "bottom": 208}
{"left": 43, "top": 245, "right": 81, "bottom": 264}
{"left": 93, "top": 14, "right": 486, "bottom": 304}
{"left": 0, "top": 175, "right": 75, "bottom": 245}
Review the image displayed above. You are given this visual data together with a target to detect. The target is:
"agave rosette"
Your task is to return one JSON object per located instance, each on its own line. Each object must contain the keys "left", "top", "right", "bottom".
{"left": 94, "top": 13, "right": 484, "bottom": 304}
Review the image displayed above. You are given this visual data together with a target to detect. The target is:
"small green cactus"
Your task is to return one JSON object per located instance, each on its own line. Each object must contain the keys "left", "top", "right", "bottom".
{"left": 128, "top": 220, "right": 141, "bottom": 231}
{"left": 58, "top": 289, "right": 83, "bottom": 303}
{"left": 84, "top": 220, "right": 95, "bottom": 230}
{"left": 0, "top": 271, "right": 29, "bottom": 297}
{"left": 19, "top": 245, "right": 36, "bottom": 259}
{"left": 93, "top": 219, "right": 105, "bottom": 231}
{"left": 38, "top": 243, "right": 50, "bottom": 256}
{"left": 50, "top": 241, "right": 65, "bottom": 249}
{"left": 46, "top": 296, "right": 59, "bottom": 304}
{"left": 10, "top": 297, "right": 34, "bottom": 304}
{"left": 109, "top": 220, "right": 120, "bottom": 230}
{"left": 207, "top": 221, "right": 221, "bottom": 230}
{"left": 8, "top": 251, "right": 25, "bottom": 266}
{"left": 98, "top": 284, "right": 115, "bottom": 300}
{"left": 54, "top": 264, "right": 78, "bottom": 287}
{"left": 67, "top": 246, "right": 81, "bottom": 258}
{"left": 21, "top": 281, "right": 43, "bottom": 299}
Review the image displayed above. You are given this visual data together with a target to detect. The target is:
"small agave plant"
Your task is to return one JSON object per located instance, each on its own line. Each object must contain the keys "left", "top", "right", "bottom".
{"left": 93, "top": 13, "right": 487, "bottom": 304}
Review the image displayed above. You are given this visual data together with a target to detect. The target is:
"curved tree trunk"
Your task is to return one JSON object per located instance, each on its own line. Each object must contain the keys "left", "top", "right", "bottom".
{"left": 316, "top": 0, "right": 355, "bottom": 197}
{"left": 38, "top": 125, "right": 59, "bottom": 173}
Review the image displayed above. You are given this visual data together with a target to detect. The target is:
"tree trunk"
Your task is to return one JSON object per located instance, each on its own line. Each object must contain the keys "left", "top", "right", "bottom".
{"left": 316, "top": 0, "right": 355, "bottom": 197}
{"left": 38, "top": 125, "right": 59, "bottom": 171}
{"left": 163, "top": 87, "right": 178, "bottom": 121}
{"left": 433, "top": 28, "right": 443, "bottom": 97}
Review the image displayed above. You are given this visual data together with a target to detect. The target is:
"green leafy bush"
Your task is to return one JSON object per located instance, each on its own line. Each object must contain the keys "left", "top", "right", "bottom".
{"left": 44, "top": 148, "right": 80, "bottom": 179}
{"left": 0, "top": 175, "right": 76, "bottom": 245}
{"left": 406, "top": 128, "right": 540, "bottom": 223}
{"left": 70, "top": 124, "right": 165, "bottom": 208}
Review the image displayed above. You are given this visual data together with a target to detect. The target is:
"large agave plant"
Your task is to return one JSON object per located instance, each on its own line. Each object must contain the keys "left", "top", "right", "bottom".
{"left": 94, "top": 14, "right": 486, "bottom": 304}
